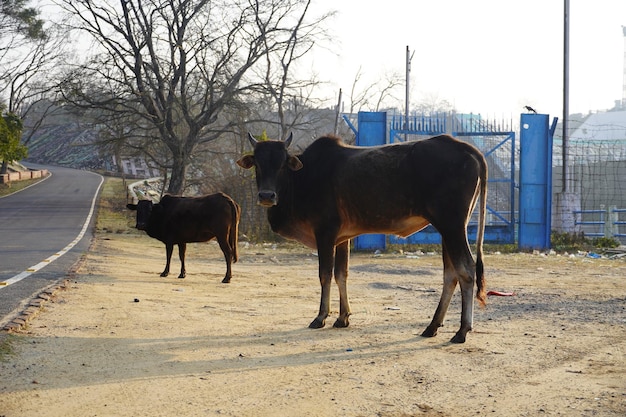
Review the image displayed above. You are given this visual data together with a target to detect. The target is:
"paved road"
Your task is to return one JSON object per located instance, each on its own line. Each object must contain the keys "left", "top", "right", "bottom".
{"left": 0, "top": 164, "right": 103, "bottom": 327}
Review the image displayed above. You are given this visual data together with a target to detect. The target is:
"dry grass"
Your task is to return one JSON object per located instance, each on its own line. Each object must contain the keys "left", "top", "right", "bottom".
{"left": 95, "top": 177, "right": 137, "bottom": 234}
{"left": 0, "top": 177, "right": 46, "bottom": 198}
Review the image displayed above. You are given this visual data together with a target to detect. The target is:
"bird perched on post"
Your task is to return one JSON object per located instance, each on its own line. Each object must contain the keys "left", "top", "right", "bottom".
{"left": 524, "top": 106, "right": 537, "bottom": 114}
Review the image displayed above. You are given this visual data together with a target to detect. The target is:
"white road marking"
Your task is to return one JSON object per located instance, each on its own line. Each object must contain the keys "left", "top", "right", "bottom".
{"left": 0, "top": 174, "right": 104, "bottom": 288}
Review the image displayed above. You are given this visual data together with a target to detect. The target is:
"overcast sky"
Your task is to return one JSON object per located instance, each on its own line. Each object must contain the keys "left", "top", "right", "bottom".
{"left": 308, "top": 0, "right": 626, "bottom": 119}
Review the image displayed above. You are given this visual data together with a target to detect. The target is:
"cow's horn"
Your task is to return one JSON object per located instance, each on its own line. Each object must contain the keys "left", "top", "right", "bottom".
{"left": 284, "top": 132, "right": 293, "bottom": 148}
{"left": 247, "top": 132, "right": 258, "bottom": 147}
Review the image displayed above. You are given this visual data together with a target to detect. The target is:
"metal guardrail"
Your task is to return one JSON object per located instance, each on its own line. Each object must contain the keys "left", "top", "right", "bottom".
{"left": 574, "top": 207, "right": 625, "bottom": 240}
{"left": 127, "top": 177, "right": 163, "bottom": 203}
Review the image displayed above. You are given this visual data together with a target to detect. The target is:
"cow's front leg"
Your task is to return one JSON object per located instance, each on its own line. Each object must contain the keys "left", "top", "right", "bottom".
{"left": 333, "top": 240, "right": 351, "bottom": 328}
{"left": 161, "top": 243, "right": 174, "bottom": 277}
{"left": 177, "top": 243, "right": 187, "bottom": 278}
{"left": 309, "top": 241, "right": 335, "bottom": 329}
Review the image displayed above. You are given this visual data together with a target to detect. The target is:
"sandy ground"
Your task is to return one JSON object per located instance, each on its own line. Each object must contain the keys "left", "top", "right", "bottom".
{"left": 1, "top": 234, "right": 625, "bottom": 417}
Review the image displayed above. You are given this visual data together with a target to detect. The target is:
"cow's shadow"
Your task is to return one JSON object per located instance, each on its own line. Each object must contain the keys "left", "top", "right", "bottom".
{"left": 1, "top": 323, "right": 458, "bottom": 393}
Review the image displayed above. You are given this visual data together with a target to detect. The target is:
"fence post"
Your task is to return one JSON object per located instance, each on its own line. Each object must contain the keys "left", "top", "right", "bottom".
{"left": 518, "top": 113, "right": 554, "bottom": 250}
{"left": 606, "top": 205, "right": 618, "bottom": 239}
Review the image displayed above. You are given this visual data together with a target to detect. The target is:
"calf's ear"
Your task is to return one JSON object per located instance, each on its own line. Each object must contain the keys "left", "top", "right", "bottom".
{"left": 237, "top": 154, "right": 255, "bottom": 169}
{"left": 127, "top": 203, "right": 138, "bottom": 211}
{"left": 287, "top": 155, "right": 303, "bottom": 171}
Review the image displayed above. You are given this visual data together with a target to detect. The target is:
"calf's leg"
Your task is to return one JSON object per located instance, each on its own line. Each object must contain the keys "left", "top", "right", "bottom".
{"left": 216, "top": 234, "right": 233, "bottom": 283}
{"left": 161, "top": 243, "right": 174, "bottom": 277}
{"left": 333, "top": 241, "right": 351, "bottom": 328}
{"left": 177, "top": 243, "right": 187, "bottom": 278}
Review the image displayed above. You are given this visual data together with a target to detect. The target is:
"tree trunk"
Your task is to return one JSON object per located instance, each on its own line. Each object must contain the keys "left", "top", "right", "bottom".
{"left": 114, "top": 141, "right": 124, "bottom": 174}
{"left": 167, "top": 154, "right": 188, "bottom": 195}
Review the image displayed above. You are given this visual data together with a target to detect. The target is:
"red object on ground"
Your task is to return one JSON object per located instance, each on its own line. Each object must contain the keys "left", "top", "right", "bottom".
{"left": 487, "top": 290, "right": 516, "bottom": 296}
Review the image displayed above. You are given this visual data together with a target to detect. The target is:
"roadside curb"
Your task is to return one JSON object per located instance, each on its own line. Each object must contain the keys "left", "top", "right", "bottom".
{"left": 1, "top": 239, "right": 93, "bottom": 334}
{"left": 1, "top": 280, "right": 69, "bottom": 333}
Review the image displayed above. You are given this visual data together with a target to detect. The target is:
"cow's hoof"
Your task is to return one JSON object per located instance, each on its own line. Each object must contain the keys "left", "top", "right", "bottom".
{"left": 308, "top": 318, "right": 326, "bottom": 329}
{"left": 221, "top": 276, "right": 231, "bottom": 283}
{"left": 160, "top": 272, "right": 169, "bottom": 277}
{"left": 450, "top": 331, "right": 467, "bottom": 344}
{"left": 177, "top": 273, "right": 186, "bottom": 279}
{"left": 333, "top": 314, "right": 350, "bottom": 328}
{"left": 333, "top": 317, "right": 350, "bottom": 328}
{"left": 421, "top": 326, "right": 438, "bottom": 338}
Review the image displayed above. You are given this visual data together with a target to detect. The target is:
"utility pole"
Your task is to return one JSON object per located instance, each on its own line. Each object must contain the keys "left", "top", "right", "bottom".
{"left": 333, "top": 88, "right": 342, "bottom": 135}
{"left": 622, "top": 25, "right": 626, "bottom": 109}
{"left": 405, "top": 45, "right": 414, "bottom": 141}
{"left": 562, "top": 0, "right": 570, "bottom": 192}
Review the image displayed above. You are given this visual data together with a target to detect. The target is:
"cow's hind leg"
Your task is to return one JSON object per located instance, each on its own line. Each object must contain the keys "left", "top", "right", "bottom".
{"left": 177, "top": 243, "right": 187, "bottom": 278}
{"left": 431, "top": 233, "right": 476, "bottom": 343}
{"left": 449, "top": 243, "right": 476, "bottom": 343}
{"left": 422, "top": 242, "right": 457, "bottom": 338}
{"left": 216, "top": 234, "right": 233, "bottom": 283}
{"left": 161, "top": 243, "right": 174, "bottom": 277}
{"left": 333, "top": 241, "right": 351, "bottom": 328}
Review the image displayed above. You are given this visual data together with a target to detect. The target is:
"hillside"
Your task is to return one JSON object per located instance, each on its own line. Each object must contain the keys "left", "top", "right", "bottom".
{"left": 24, "top": 123, "right": 106, "bottom": 170}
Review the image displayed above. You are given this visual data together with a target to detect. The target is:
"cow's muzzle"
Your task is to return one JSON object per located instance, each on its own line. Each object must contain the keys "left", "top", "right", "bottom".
{"left": 135, "top": 222, "right": 148, "bottom": 231}
{"left": 258, "top": 190, "right": 277, "bottom": 207}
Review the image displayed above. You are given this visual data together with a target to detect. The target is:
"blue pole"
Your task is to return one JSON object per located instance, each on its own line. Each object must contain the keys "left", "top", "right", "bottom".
{"left": 518, "top": 114, "right": 553, "bottom": 250}
{"left": 353, "top": 111, "right": 387, "bottom": 251}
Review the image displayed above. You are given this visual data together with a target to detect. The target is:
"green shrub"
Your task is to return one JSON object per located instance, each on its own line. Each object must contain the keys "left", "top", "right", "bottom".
{"left": 591, "top": 236, "right": 620, "bottom": 249}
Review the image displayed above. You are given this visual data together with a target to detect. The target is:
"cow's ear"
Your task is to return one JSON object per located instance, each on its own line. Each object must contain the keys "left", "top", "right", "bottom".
{"left": 287, "top": 155, "right": 303, "bottom": 171}
{"left": 127, "top": 203, "right": 138, "bottom": 211}
{"left": 237, "top": 154, "right": 255, "bottom": 169}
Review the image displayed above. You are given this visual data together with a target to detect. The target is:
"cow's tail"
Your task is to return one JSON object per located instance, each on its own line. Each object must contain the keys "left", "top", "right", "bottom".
{"left": 475, "top": 154, "right": 488, "bottom": 307}
{"left": 229, "top": 198, "right": 240, "bottom": 263}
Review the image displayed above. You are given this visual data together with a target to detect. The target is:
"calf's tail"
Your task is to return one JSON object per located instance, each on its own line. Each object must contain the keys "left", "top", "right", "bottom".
{"left": 475, "top": 155, "right": 488, "bottom": 307}
{"left": 229, "top": 199, "right": 240, "bottom": 263}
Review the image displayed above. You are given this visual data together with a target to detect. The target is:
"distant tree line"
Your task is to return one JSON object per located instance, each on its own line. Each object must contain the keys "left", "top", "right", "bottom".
{"left": 0, "top": 0, "right": 43, "bottom": 173}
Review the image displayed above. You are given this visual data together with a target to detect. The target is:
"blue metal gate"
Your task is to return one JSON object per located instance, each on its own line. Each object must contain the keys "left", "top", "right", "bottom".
{"left": 348, "top": 112, "right": 517, "bottom": 249}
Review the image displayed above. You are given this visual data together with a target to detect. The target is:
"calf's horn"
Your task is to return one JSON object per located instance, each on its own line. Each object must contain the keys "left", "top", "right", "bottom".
{"left": 247, "top": 132, "right": 258, "bottom": 147}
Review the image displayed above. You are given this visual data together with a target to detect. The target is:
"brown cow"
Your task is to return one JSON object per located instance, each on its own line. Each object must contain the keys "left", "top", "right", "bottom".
{"left": 237, "top": 133, "right": 487, "bottom": 343}
{"left": 127, "top": 193, "right": 240, "bottom": 283}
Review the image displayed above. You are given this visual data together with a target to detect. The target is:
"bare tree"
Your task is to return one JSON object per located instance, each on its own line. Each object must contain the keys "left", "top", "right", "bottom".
{"left": 412, "top": 92, "right": 455, "bottom": 115}
{"left": 56, "top": 0, "right": 330, "bottom": 195}
{"left": 0, "top": 0, "right": 45, "bottom": 57}
{"left": 1, "top": 24, "right": 70, "bottom": 145}
{"left": 348, "top": 67, "right": 403, "bottom": 114}
{"left": 1, "top": 0, "right": 51, "bottom": 131}
{"left": 256, "top": 0, "right": 333, "bottom": 139}
{"left": 1, "top": 0, "right": 45, "bottom": 92}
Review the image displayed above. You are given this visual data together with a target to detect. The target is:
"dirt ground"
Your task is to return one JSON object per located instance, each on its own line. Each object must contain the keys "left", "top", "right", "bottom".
{"left": 1, "top": 234, "right": 625, "bottom": 417}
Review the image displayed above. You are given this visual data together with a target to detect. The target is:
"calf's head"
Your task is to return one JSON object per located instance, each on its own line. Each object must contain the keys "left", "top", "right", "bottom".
{"left": 237, "top": 132, "right": 302, "bottom": 207}
{"left": 126, "top": 200, "right": 154, "bottom": 230}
